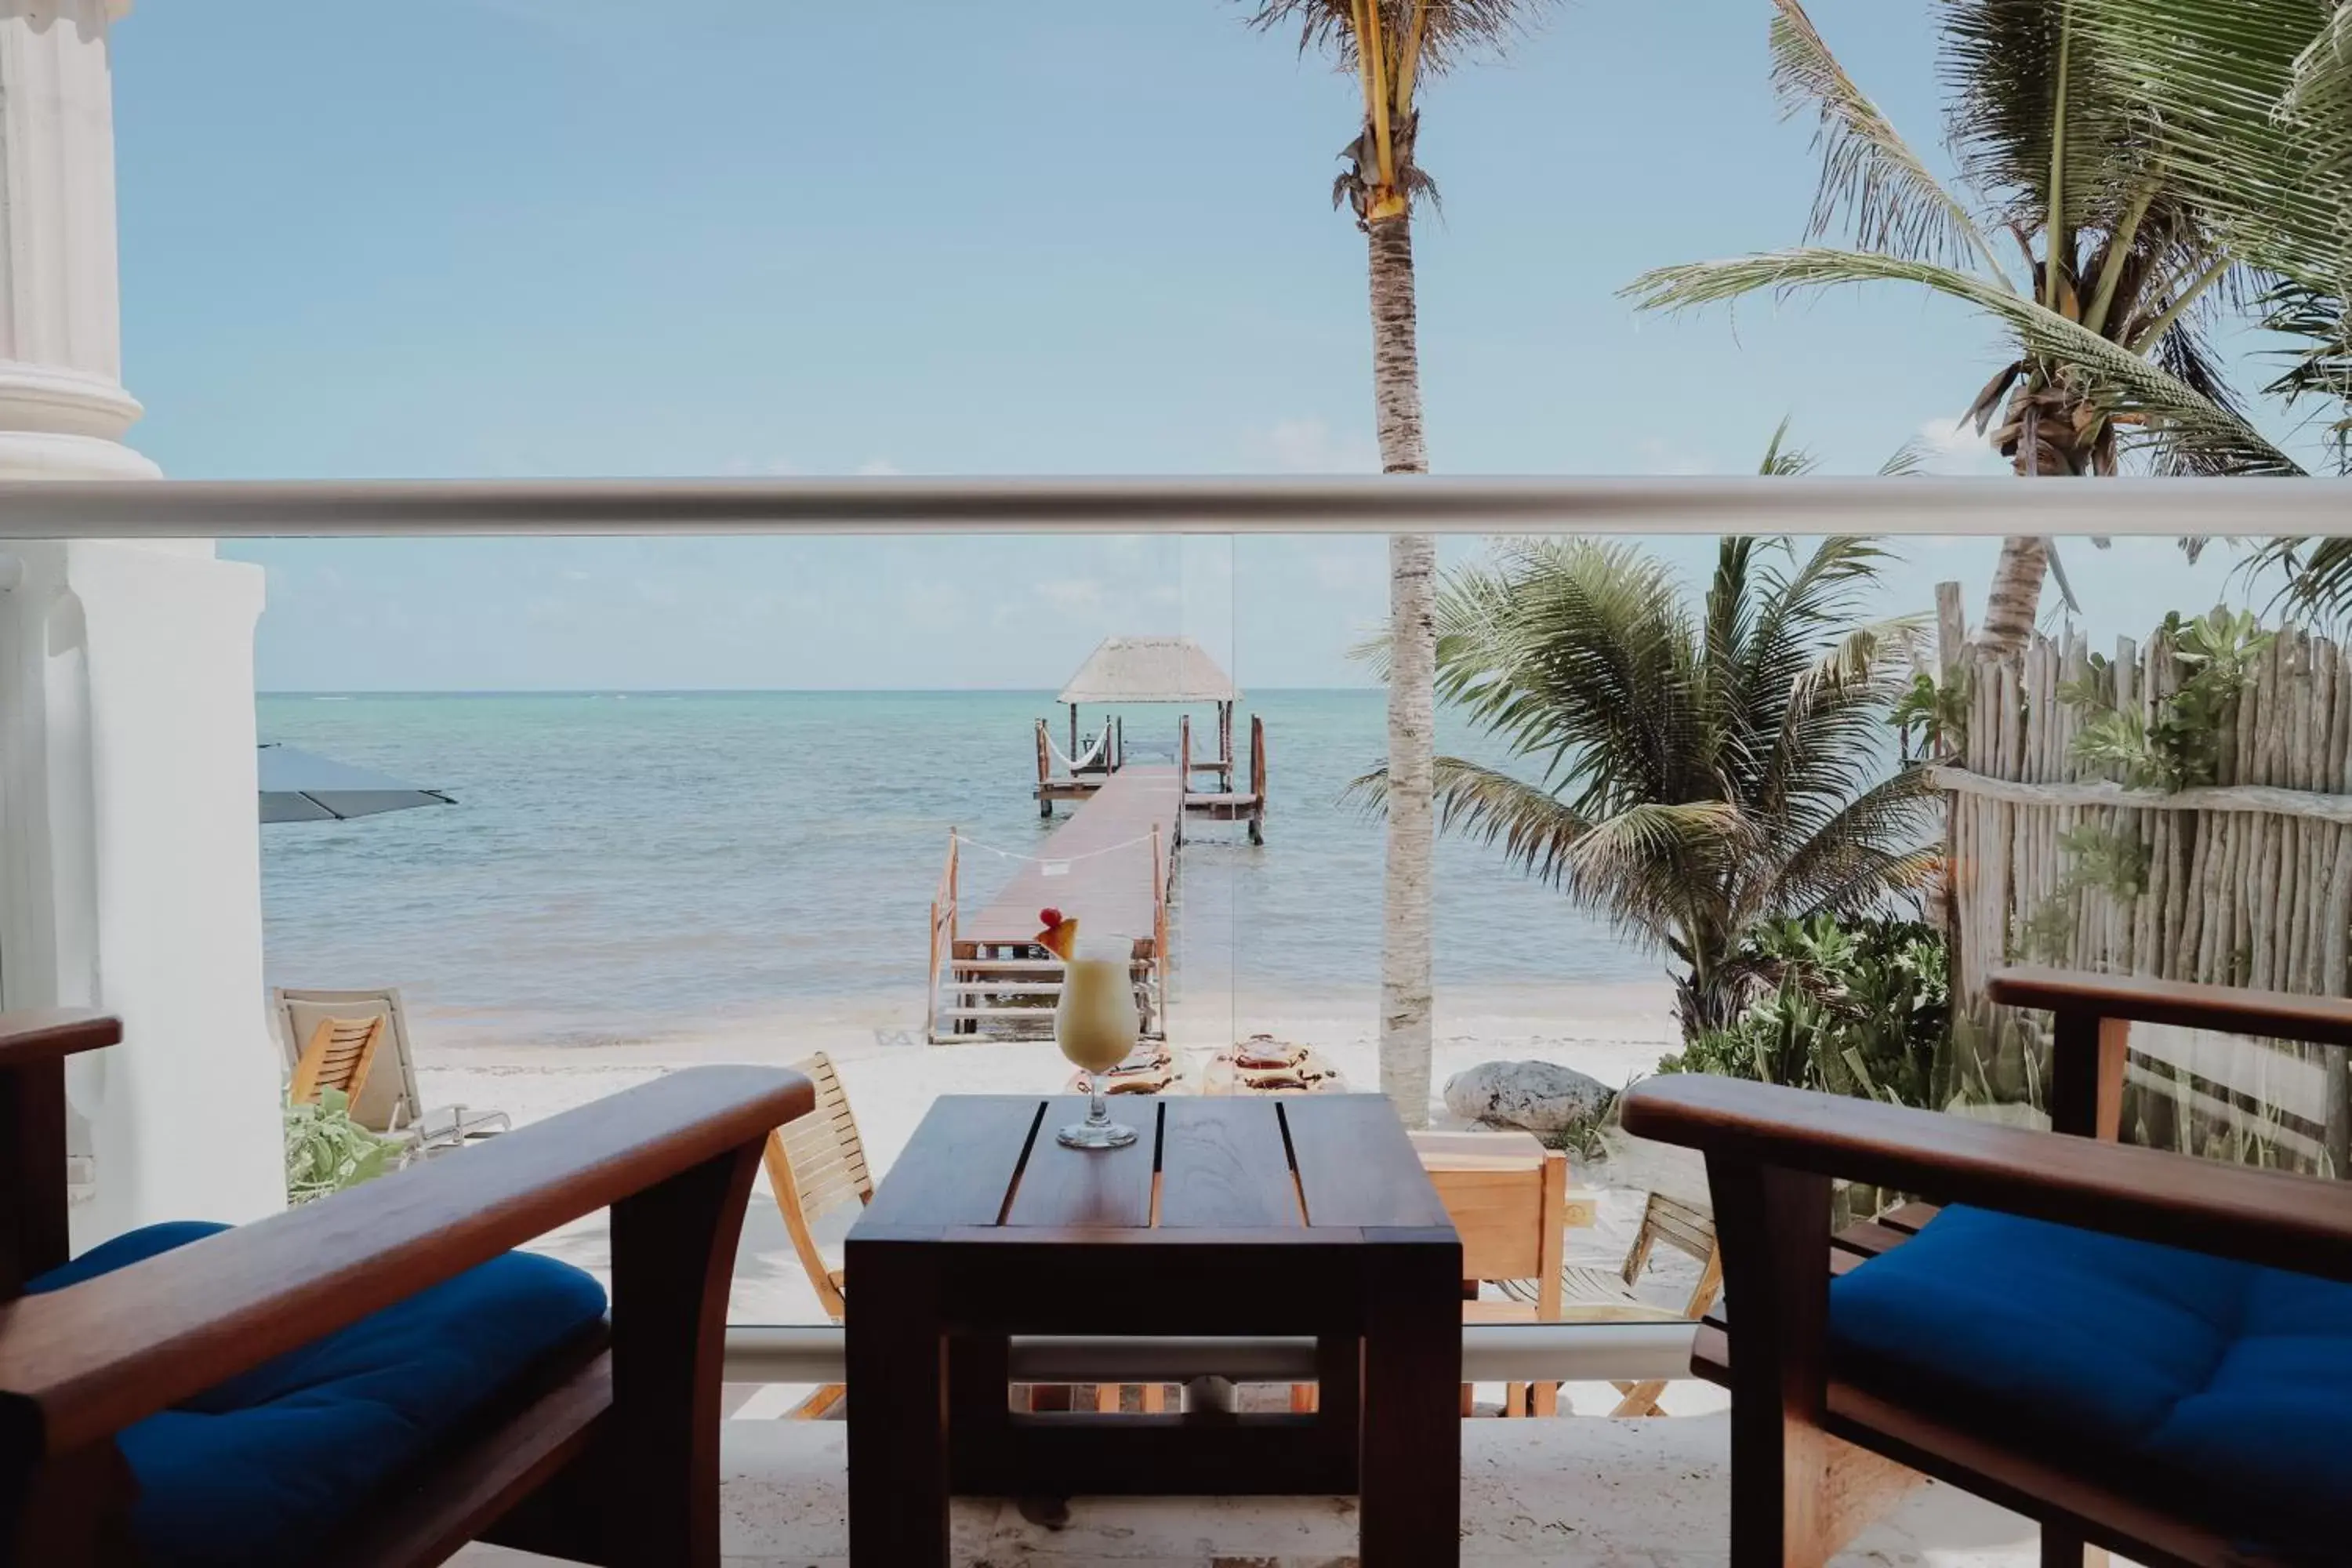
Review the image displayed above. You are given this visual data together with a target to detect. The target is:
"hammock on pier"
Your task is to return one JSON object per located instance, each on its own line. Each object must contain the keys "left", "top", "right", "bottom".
{"left": 1047, "top": 727, "right": 1111, "bottom": 774}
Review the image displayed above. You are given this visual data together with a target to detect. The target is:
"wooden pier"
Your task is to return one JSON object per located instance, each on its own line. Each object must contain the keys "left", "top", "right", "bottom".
{"left": 925, "top": 635, "right": 1269, "bottom": 1044}
{"left": 927, "top": 768, "right": 1177, "bottom": 1042}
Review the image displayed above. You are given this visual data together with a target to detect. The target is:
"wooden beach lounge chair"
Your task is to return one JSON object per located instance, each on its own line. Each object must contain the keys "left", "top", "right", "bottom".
{"left": 287, "top": 1013, "right": 387, "bottom": 1109}
{"left": 0, "top": 1007, "right": 811, "bottom": 1566}
{"left": 1619, "top": 965, "right": 2352, "bottom": 1568}
{"left": 274, "top": 986, "right": 510, "bottom": 1155}
{"left": 1498, "top": 1190, "right": 1722, "bottom": 1416}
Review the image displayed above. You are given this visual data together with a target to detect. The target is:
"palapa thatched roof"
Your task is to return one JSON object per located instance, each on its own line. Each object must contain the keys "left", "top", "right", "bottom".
{"left": 1057, "top": 636, "right": 1238, "bottom": 705}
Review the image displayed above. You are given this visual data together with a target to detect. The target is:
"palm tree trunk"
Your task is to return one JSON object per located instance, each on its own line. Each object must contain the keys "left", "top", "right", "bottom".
{"left": 1975, "top": 536, "right": 2049, "bottom": 655}
{"left": 1370, "top": 207, "right": 1435, "bottom": 1127}
{"left": 1974, "top": 384, "right": 2092, "bottom": 655}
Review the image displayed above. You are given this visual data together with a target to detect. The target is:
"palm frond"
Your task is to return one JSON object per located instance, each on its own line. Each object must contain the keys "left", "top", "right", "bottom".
{"left": 1941, "top": 0, "right": 2153, "bottom": 241}
{"left": 1246, "top": 0, "right": 1546, "bottom": 81}
{"left": 1622, "top": 247, "right": 2303, "bottom": 475}
{"left": 1877, "top": 439, "right": 1930, "bottom": 476}
{"left": 1423, "top": 756, "right": 1751, "bottom": 951}
{"left": 2260, "top": 278, "right": 2352, "bottom": 470}
{"left": 1769, "top": 0, "right": 2005, "bottom": 278}
{"left": 2246, "top": 537, "right": 2352, "bottom": 630}
{"left": 2071, "top": 0, "right": 2346, "bottom": 286}
{"left": 1756, "top": 414, "right": 1821, "bottom": 476}
{"left": 1757, "top": 768, "right": 1940, "bottom": 917}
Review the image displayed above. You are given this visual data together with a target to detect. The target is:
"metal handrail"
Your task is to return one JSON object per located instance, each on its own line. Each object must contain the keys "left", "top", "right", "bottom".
{"left": 0, "top": 475, "right": 2338, "bottom": 536}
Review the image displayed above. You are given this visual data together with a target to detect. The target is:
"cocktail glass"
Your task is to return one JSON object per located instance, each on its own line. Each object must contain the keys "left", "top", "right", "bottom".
{"left": 1055, "top": 930, "right": 1141, "bottom": 1150}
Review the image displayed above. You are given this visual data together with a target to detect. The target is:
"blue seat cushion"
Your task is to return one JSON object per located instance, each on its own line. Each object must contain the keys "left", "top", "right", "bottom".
{"left": 30, "top": 1219, "right": 608, "bottom": 1567}
{"left": 1831, "top": 1204, "right": 2352, "bottom": 1563}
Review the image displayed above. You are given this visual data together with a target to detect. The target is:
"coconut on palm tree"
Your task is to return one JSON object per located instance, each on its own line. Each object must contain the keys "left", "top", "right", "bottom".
{"left": 1624, "top": 0, "right": 2305, "bottom": 656}
{"left": 1243, "top": 0, "right": 1560, "bottom": 1125}
{"left": 1403, "top": 534, "right": 1938, "bottom": 1038}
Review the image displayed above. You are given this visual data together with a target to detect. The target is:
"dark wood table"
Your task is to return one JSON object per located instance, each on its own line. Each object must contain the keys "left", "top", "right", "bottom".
{"left": 845, "top": 1093, "right": 1463, "bottom": 1566}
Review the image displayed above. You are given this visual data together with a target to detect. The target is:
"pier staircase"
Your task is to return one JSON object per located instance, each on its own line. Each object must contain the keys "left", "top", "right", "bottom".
{"left": 932, "top": 952, "right": 1160, "bottom": 1042}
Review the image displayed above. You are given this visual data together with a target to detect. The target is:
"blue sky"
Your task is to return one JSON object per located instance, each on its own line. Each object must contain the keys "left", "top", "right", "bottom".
{"left": 111, "top": 0, "right": 2299, "bottom": 690}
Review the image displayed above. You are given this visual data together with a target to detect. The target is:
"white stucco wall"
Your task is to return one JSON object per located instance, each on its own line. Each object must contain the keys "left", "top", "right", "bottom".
{"left": 0, "top": 0, "right": 284, "bottom": 1241}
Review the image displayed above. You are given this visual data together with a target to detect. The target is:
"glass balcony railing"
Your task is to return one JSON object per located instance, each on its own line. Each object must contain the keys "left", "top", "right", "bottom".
{"left": 158, "top": 503, "right": 2341, "bottom": 1430}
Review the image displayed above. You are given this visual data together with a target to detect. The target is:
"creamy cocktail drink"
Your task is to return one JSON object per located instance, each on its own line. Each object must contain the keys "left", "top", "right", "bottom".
{"left": 1038, "top": 909, "right": 1141, "bottom": 1149}
{"left": 1057, "top": 949, "right": 1139, "bottom": 1073}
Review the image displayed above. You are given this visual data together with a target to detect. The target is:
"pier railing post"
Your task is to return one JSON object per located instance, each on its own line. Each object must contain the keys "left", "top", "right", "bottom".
{"left": 1151, "top": 823, "right": 1169, "bottom": 1036}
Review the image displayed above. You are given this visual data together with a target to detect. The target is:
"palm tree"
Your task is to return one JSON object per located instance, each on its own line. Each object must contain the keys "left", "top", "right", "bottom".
{"left": 1414, "top": 533, "right": 1939, "bottom": 1036}
{"left": 1243, "top": 0, "right": 1559, "bottom": 1125}
{"left": 1624, "top": 0, "right": 2304, "bottom": 656}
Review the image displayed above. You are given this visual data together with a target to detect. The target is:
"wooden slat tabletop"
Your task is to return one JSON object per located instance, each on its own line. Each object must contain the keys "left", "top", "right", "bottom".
{"left": 852, "top": 1094, "right": 1450, "bottom": 1240}
{"left": 858, "top": 1096, "right": 1044, "bottom": 1230}
{"left": 1003, "top": 1098, "right": 1156, "bottom": 1228}
{"left": 1158, "top": 1098, "right": 1302, "bottom": 1229}
{"left": 1283, "top": 1096, "right": 1454, "bottom": 1230}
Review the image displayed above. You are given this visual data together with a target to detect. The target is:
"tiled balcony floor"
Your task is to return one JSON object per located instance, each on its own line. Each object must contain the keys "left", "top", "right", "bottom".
{"left": 456, "top": 1412, "right": 2051, "bottom": 1566}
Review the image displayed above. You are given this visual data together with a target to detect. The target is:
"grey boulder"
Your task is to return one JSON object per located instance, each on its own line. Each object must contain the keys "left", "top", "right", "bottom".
{"left": 1443, "top": 1059, "right": 1613, "bottom": 1134}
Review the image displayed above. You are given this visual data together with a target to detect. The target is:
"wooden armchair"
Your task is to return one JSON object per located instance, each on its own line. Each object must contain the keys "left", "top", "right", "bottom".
{"left": 1620, "top": 966, "right": 2352, "bottom": 1568}
{"left": 0, "top": 1009, "right": 811, "bottom": 1567}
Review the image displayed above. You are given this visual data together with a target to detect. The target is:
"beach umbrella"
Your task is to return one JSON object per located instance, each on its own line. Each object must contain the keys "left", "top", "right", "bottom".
{"left": 257, "top": 743, "right": 456, "bottom": 824}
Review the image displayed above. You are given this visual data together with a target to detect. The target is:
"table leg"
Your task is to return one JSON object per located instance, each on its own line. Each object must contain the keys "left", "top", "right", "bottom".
{"left": 845, "top": 1243, "right": 949, "bottom": 1566}
{"left": 1359, "top": 1243, "right": 1461, "bottom": 1567}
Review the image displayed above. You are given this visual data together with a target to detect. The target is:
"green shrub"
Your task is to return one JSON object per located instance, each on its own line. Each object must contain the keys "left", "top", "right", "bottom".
{"left": 285, "top": 1087, "right": 396, "bottom": 1205}
{"left": 1657, "top": 914, "right": 1949, "bottom": 1110}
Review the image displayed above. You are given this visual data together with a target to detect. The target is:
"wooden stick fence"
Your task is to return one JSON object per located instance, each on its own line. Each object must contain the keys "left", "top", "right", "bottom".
{"left": 1939, "top": 618, "right": 2352, "bottom": 1172}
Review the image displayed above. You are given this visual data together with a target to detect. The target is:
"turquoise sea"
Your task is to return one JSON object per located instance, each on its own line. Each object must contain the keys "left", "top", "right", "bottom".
{"left": 256, "top": 691, "right": 1656, "bottom": 1046}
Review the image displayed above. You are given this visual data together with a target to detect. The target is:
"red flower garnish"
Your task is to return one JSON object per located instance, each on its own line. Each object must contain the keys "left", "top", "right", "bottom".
{"left": 1038, "top": 906, "right": 1063, "bottom": 927}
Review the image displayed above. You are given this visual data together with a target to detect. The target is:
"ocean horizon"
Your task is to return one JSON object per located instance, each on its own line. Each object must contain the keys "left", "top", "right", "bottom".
{"left": 258, "top": 690, "right": 1659, "bottom": 1048}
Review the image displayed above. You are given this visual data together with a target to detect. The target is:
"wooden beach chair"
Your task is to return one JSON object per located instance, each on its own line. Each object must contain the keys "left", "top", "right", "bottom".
{"left": 274, "top": 985, "right": 511, "bottom": 1153}
{"left": 0, "top": 1008, "right": 811, "bottom": 1567}
{"left": 288, "top": 1013, "right": 387, "bottom": 1108}
{"left": 1499, "top": 1190, "right": 1723, "bottom": 1415}
{"left": 1410, "top": 1129, "right": 1570, "bottom": 1417}
{"left": 1621, "top": 965, "right": 2352, "bottom": 1568}
{"left": 763, "top": 1052, "right": 872, "bottom": 1418}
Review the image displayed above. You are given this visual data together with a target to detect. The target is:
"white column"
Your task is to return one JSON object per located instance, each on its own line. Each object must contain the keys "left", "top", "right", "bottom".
{"left": 0, "top": 0, "right": 281, "bottom": 1244}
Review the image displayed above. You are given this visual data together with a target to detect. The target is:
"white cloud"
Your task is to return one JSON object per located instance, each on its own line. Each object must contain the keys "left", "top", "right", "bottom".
{"left": 856, "top": 459, "right": 902, "bottom": 477}
{"left": 1248, "top": 417, "right": 1380, "bottom": 474}
{"left": 1035, "top": 578, "right": 1105, "bottom": 612}
{"left": 1911, "top": 416, "right": 2010, "bottom": 477}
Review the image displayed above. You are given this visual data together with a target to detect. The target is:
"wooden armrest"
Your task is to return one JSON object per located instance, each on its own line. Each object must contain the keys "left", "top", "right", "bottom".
{"left": 1990, "top": 964, "right": 2352, "bottom": 1047}
{"left": 0, "top": 1063, "right": 812, "bottom": 1454}
{"left": 1618, "top": 1073, "right": 2352, "bottom": 1286}
{"left": 0, "top": 1012, "right": 120, "bottom": 1071}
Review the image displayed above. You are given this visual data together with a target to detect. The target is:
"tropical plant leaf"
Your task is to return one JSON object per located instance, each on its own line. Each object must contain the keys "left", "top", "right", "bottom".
{"left": 1623, "top": 247, "right": 2304, "bottom": 475}
{"left": 1769, "top": 0, "right": 2005, "bottom": 278}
